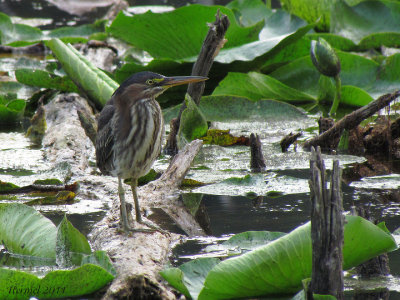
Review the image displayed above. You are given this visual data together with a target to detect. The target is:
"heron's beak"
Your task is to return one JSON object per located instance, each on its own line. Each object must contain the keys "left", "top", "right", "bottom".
{"left": 162, "top": 76, "right": 208, "bottom": 88}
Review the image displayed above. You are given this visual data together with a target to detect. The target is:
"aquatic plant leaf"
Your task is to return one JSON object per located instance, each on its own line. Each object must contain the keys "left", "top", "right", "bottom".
{"left": 0, "top": 180, "right": 19, "bottom": 193}
{"left": 15, "top": 69, "right": 79, "bottom": 93}
{"left": 160, "top": 258, "right": 220, "bottom": 300}
{"left": 178, "top": 94, "right": 208, "bottom": 142}
{"left": 0, "top": 203, "right": 56, "bottom": 259}
{"left": 200, "top": 129, "right": 247, "bottom": 146}
{"left": 56, "top": 215, "right": 91, "bottom": 267}
{"left": 0, "top": 264, "right": 114, "bottom": 299}
{"left": 115, "top": 10, "right": 315, "bottom": 81}
{"left": 0, "top": 96, "right": 26, "bottom": 125}
{"left": 0, "top": 12, "right": 42, "bottom": 46}
{"left": 212, "top": 71, "right": 315, "bottom": 103}
{"left": 47, "top": 22, "right": 105, "bottom": 43}
{"left": 331, "top": 0, "right": 400, "bottom": 48}
{"left": 195, "top": 215, "right": 396, "bottom": 299}
{"left": 214, "top": 12, "right": 315, "bottom": 65}
{"left": 280, "top": 0, "right": 333, "bottom": 31}
{"left": 164, "top": 96, "right": 308, "bottom": 125}
{"left": 204, "top": 231, "right": 286, "bottom": 255}
{"left": 81, "top": 250, "right": 117, "bottom": 277}
{"left": 226, "top": 0, "right": 272, "bottom": 26}
{"left": 46, "top": 38, "right": 119, "bottom": 108}
{"left": 107, "top": 5, "right": 263, "bottom": 60}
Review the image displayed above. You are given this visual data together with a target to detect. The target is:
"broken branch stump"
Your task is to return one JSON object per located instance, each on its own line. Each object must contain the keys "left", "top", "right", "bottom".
{"left": 164, "top": 10, "right": 230, "bottom": 155}
{"left": 308, "top": 147, "right": 344, "bottom": 300}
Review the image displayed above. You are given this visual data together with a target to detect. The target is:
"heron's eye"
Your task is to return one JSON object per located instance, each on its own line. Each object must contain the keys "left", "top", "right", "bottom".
{"left": 146, "top": 79, "right": 155, "bottom": 85}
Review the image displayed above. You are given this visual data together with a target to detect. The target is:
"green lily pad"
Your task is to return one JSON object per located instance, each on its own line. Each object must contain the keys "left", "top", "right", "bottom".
{"left": 331, "top": 0, "right": 400, "bottom": 48}
{"left": 15, "top": 69, "right": 79, "bottom": 93}
{"left": 0, "top": 264, "right": 114, "bottom": 299}
{"left": 160, "top": 258, "right": 220, "bottom": 300}
{"left": 0, "top": 203, "right": 57, "bottom": 259}
{"left": 0, "top": 96, "right": 26, "bottom": 125}
{"left": 107, "top": 5, "right": 263, "bottom": 60}
{"left": 204, "top": 231, "right": 286, "bottom": 255}
{"left": 0, "top": 12, "right": 42, "bottom": 46}
{"left": 47, "top": 22, "right": 105, "bottom": 43}
{"left": 212, "top": 71, "right": 315, "bottom": 103}
{"left": 197, "top": 215, "right": 396, "bottom": 299}
{"left": 56, "top": 215, "right": 91, "bottom": 267}
{"left": 164, "top": 95, "right": 308, "bottom": 124}
{"left": 178, "top": 94, "right": 208, "bottom": 143}
{"left": 226, "top": 0, "right": 272, "bottom": 26}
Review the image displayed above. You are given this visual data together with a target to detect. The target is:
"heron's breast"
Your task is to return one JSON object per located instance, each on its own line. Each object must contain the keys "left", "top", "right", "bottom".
{"left": 113, "top": 99, "right": 164, "bottom": 179}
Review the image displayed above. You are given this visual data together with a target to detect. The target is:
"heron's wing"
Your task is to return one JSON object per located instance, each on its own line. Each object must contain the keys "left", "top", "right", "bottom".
{"left": 96, "top": 104, "right": 115, "bottom": 175}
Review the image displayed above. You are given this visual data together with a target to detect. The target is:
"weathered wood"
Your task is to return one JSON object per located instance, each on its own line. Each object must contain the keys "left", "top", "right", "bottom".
{"left": 308, "top": 147, "right": 344, "bottom": 299}
{"left": 304, "top": 91, "right": 400, "bottom": 150}
{"left": 42, "top": 93, "right": 205, "bottom": 299}
{"left": 164, "top": 11, "right": 230, "bottom": 155}
{"left": 250, "top": 133, "right": 266, "bottom": 172}
{"left": 280, "top": 132, "right": 302, "bottom": 152}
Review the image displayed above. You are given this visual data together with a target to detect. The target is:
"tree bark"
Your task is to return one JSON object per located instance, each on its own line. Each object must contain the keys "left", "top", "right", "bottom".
{"left": 308, "top": 147, "right": 344, "bottom": 300}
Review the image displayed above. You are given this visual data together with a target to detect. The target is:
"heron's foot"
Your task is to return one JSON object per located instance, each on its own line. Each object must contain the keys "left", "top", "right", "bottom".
{"left": 117, "top": 218, "right": 169, "bottom": 235}
{"left": 137, "top": 219, "right": 169, "bottom": 235}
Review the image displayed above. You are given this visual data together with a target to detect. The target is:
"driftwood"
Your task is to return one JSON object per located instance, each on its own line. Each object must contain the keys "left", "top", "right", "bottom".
{"left": 42, "top": 93, "right": 204, "bottom": 299}
{"left": 303, "top": 91, "right": 400, "bottom": 150}
{"left": 164, "top": 11, "right": 230, "bottom": 155}
{"left": 308, "top": 147, "right": 344, "bottom": 299}
{"left": 249, "top": 133, "right": 266, "bottom": 172}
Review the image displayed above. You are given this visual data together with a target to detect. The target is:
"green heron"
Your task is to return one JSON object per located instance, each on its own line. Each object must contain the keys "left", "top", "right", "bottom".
{"left": 96, "top": 71, "right": 207, "bottom": 232}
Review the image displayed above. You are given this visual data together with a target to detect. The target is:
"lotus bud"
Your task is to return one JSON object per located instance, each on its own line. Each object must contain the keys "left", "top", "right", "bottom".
{"left": 310, "top": 38, "right": 341, "bottom": 78}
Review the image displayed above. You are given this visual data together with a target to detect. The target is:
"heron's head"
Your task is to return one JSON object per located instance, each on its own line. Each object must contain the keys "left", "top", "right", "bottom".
{"left": 114, "top": 71, "right": 208, "bottom": 101}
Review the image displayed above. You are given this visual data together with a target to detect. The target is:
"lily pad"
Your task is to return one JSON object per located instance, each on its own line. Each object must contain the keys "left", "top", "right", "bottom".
{"left": 107, "top": 5, "right": 263, "bottom": 60}
{"left": 212, "top": 71, "right": 315, "bottom": 103}
{"left": 204, "top": 231, "right": 286, "bottom": 255}
{"left": 15, "top": 69, "right": 79, "bottom": 93}
{"left": 0, "top": 97, "right": 26, "bottom": 125}
{"left": 331, "top": 0, "right": 400, "bottom": 48}
{"left": 56, "top": 215, "right": 91, "bottom": 267}
{"left": 160, "top": 258, "right": 220, "bottom": 300}
{"left": 178, "top": 94, "right": 208, "bottom": 143}
{"left": 0, "top": 12, "right": 42, "bottom": 46}
{"left": 197, "top": 215, "right": 397, "bottom": 299}
{"left": 226, "top": 0, "right": 272, "bottom": 26}
{"left": 0, "top": 203, "right": 57, "bottom": 259}
{"left": 280, "top": 0, "right": 332, "bottom": 31}
{"left": 164, "top": 96, "right": 308, "bottom": 124}
{"left": 0, "top": 264, "right": 114, "bottom": 299}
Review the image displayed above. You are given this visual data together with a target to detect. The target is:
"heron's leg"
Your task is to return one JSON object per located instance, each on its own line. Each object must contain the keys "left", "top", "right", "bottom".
{"left": 118, "top": 176, "right": 130, "bottom": 232}
{"left": 130, "top": 179, "right": 168, "bottom": 234}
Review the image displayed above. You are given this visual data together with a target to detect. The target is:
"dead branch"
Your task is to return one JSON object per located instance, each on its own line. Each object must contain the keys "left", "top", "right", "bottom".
{"left": 164, "top": 11, "right": 230, "bottom": 155}
{"left": 303, "top": 91, "right": 400, "bottom": 150}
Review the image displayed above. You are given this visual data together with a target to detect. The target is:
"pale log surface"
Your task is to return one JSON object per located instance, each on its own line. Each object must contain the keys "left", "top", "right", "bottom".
{"left": 43, "top": 93, "right": 204, "bottom": 299}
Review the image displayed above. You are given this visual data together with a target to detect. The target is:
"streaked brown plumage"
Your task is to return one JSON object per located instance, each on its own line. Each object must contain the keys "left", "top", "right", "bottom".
{"left": 96, "top": 71, "right": 207, "bottom": 232}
